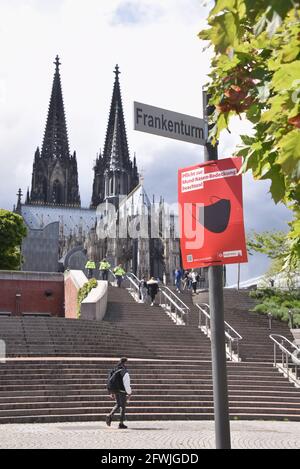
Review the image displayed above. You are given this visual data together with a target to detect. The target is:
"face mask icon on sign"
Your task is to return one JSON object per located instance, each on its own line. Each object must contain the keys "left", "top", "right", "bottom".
{"left": 197, "top": 197, "right": 231, "bottom": 233}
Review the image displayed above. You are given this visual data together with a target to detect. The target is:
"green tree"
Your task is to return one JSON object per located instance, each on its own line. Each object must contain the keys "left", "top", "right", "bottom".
{"left": 199, "top": 0, "right": 300, "bottom": 267}
{"left": 0, "top": 209, "right": 27, "bottom": 270}
{"left": 247, "top": 230, "right": 299, "bottom": 288}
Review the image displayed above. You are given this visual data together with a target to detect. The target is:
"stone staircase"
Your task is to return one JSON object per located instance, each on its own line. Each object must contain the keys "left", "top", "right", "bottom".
{"left": 0, "top": 285, "right": 299, "bottom": 423}
{"left": 193, "top": 289, "right": 294, "bottom": 363}
{"left": 1, "top": 316, "right": 154, "bottom": 359}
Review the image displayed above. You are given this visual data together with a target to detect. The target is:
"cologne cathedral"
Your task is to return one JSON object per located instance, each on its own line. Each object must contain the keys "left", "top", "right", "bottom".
{"left": 16, "top": 57, "right": 180, "bottom": 281}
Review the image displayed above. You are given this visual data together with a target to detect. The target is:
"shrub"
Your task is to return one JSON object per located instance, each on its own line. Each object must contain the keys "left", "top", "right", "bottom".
{"left": 249, "top": 289, "right": 300, "bottom": 327}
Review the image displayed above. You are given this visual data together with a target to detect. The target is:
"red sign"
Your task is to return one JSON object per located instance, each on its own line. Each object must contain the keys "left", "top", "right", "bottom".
{"left": 178, "top": 157, "right": 248, "bottom": 269}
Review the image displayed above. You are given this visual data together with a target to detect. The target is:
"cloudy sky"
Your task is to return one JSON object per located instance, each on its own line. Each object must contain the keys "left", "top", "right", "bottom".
{"left": 0, "top": 0, "right": 291, "bottom": 284}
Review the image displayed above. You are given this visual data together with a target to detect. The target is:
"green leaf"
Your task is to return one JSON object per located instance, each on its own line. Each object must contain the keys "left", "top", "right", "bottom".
{"left": 246, "top": 104, "right": 261, "bottom": 123}
{"left": 272, "top": 61, "right": 300, "bottom": 91}
{"left": 240, "top": 134, "right": 254, "bottom": 145}
{"left": 208, "top": 12, "right": 239, "bottom": 53}
{"left": 268, "top": 167, "right": 286, "bottom": 203}
{"left": 211, "top": 0, "right": 236, "bottom": 16}
{"left": 281, "top": 41, "right": 300, "bottom": 63}
{"left": 277, "top": 129, "right": 300, "bottom": 175}
{"left": 260, "top": 94, "right": 286, "bottom": 122}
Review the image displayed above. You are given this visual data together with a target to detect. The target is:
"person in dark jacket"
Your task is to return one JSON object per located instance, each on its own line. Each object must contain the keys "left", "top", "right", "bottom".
{"left": 139, "top": 276, "right": 148, "bottom": 303}
{"left": 147, "top": 277, "right": 159, "bottom": 306}
{"left": 106, "top": 357, "right": 132, "bottom": 429}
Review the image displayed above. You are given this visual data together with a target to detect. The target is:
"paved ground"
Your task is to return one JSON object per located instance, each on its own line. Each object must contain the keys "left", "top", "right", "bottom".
{"left": 0, "top": 420, "right": 299, "bottom": 449}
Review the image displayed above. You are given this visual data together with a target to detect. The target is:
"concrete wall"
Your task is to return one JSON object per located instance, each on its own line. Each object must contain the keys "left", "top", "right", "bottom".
{"left": 0, "top": 271, "right": 64, "bottom": 316}
{"left": 64, "top": 270, "right": 87, "bottom": 319}
{"left": 81, "top": 281, "right": 108, "bottom": 321}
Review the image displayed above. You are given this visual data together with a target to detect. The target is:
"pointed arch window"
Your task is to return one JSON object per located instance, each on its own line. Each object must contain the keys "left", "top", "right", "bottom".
{"left": 52, "top": 179, "right": 62, "bottom": 204}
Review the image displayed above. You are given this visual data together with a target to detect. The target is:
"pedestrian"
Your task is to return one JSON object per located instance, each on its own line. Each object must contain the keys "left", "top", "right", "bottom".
{"left": 188, "top": 271, "right": 193, "bottom": 290}
{"left": 139, "top": 276, "right": 148, "bottom": 303}
{"left": 113, "top": 264, "right": 126, "bottom": 287}
{"left": 147, "top": 277, "right": 159, "bottom": 306}
{"left": 85, "top": 259, "right": 96, "bottom": 279}
{"left": 99, "top": 258, "right": 111, "bottom": 281}
{"left": 174, "top": 268, "right": 182, "bottom": 293}
{"left": 106, "top": 357, "right": 132, "bottom": 429}
{"left": 182, "top": 270, "right": 190, "bottom": 291}
{"left": 190, "top": 269, "right": 198, "bottom": 294}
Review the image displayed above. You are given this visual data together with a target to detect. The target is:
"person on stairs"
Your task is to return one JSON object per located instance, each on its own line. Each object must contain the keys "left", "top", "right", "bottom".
{"left": 147, "top": 277, "right": 159, "bottom": 306}
{"left": 113, "top": 264, "right": 126, "bottom": 287}
{"left": 106, "top": 357, "right": 132, "bottom": 429}
{"left": 139, "top": 276, "right": 148, "bottom": 303}
{"left": 85, "top": 259, "right": 96, "bottom": 279}
{"left": 174, "top": 268, "right": 182, "bottom": 293}
{"left": 99, "top": 258, "right": 111, "bottom": 281}
{"left": 191, "top": 269, "right": 198, "bottom": 294}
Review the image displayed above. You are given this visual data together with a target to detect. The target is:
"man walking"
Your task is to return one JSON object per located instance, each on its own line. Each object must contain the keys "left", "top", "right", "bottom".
{"left": 106, "top": 357, "right": 132, "bottom": 429}
{"left": 174, "top": 268, "right": 182, "bottom": 293}
{"left": 147, "top": 277, "right": 159, "bottom": 306}
{"left": 113, "top": 264, "right": 126, "bottom": 287}
{"left": 85, "top": 259, "right": 96, "bottom": 279}
{"left": 99, "top": 258, "right": 111, "bottom": 281}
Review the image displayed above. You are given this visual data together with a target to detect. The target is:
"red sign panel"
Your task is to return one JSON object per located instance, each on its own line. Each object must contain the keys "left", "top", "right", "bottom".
{"left": 178, "top": 157, "right": 248, "bottom": 269}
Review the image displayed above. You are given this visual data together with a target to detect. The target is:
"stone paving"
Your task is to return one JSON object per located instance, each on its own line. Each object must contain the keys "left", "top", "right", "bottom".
{"left": 0, "top": 420, "right": 299, "bottom": 449}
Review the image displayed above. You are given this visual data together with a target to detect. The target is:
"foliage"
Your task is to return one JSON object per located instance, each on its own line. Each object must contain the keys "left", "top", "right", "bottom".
{"left": 249, "top": 287, "right": 300, "bottom": 327}
{"left": 247, "top": 230, "right": 299, "bottom": 288}
{"left": 77, "top": 278, "right": 98, "bottom": 318}
{"left": 0, "top": 209, "right": 27, "bottom": 270}
{"left": 199, "top": 0, "right": 300, "bottom": 267}
{"left": 77, "top": 278, "right": 98, "bottom": 319}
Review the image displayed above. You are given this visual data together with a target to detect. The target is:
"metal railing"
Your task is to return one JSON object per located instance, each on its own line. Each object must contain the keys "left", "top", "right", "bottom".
{"left": 124, "top": 273, "right": 190, "bottom": 326}
{"left": 125, "top": 272, "right": 141, "bottom": 300}
{"left": 196, "top": 303, "right": 243, "bottom": 362}
{"left": 159, "top": 285, "right": 190, "bottom": 325}
{"left": 108, "top": 269, "right": 117, "bottom": 286}
{"left": 270, "top": 334, "right": 300, "bottom": 387}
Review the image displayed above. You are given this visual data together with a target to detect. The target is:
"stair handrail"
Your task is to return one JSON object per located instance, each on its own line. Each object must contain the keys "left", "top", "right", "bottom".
{"left": 159, "top": 285, "right": 190, "bottom": 325}
{"left": 126, "top": 273, "right": 190, "bottom": 325}
{"left": 126, "top": 272, "right": 140, "bottom": 298}
{"left": 196, "top": 303, "right": 242, "bottom": 362}
{"left": 127, "top": 272, "right": 140, "bottom": 283}
{"left": 160, "top": 285, "right": 190, "bottom": 310}
{"left": 108, "top": 269, "right": 116, "bottom": 279}
{"left": 270, "top": 334, "right": 300, "bottom": 386}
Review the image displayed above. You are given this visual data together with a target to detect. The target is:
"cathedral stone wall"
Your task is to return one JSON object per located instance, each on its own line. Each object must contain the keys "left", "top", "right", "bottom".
{"left": 21, "top": 222, "right": 59, "bottom": 273}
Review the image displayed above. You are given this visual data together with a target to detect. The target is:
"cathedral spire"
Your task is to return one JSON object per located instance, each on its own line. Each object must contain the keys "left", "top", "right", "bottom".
{"left": 103, "top": 64, "right": 130, "bottom": 169}
{"left": 28, "top": 56, "right": 81, "bottom": 207}
{"left": 41, "top": 55, "right": 70, "bottom": 159}
{"left": 91, "top": 66, "right": 139, "bottom": 208}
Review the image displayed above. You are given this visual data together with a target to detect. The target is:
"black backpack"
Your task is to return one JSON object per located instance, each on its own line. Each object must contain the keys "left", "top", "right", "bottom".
{"left": 107, "top": 367, "right": 123, "bottom": 393}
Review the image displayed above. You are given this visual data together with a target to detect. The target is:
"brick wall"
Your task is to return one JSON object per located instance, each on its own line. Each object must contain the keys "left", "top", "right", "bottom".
{"left": 0, "top": 271, "right": 64, "bottom": 316}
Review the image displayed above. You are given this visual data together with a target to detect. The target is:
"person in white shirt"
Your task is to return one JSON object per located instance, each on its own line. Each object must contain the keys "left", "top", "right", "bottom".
{"left": 191, "top": 270, "right": 198, "bottom": 294}
{"left": 106, "top": 357, "right": 132, "bottom": 429}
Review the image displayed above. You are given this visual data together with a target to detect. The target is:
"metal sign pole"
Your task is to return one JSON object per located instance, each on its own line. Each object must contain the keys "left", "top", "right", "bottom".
{"left": 203, "top": 90, "right": 231, "bottom": 449}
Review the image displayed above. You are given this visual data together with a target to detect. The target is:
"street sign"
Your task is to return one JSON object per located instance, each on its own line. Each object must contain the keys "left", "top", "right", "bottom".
{"left": 178, "top": 157, "right": 248, "bottom": 269}
{"left": 134, "top": 101, "right": 207, "bottom": 145}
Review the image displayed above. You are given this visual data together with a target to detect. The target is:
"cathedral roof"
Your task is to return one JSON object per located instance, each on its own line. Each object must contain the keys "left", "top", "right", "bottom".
{"left": 21, "top": 204, "right": 96, "bottom": 237}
